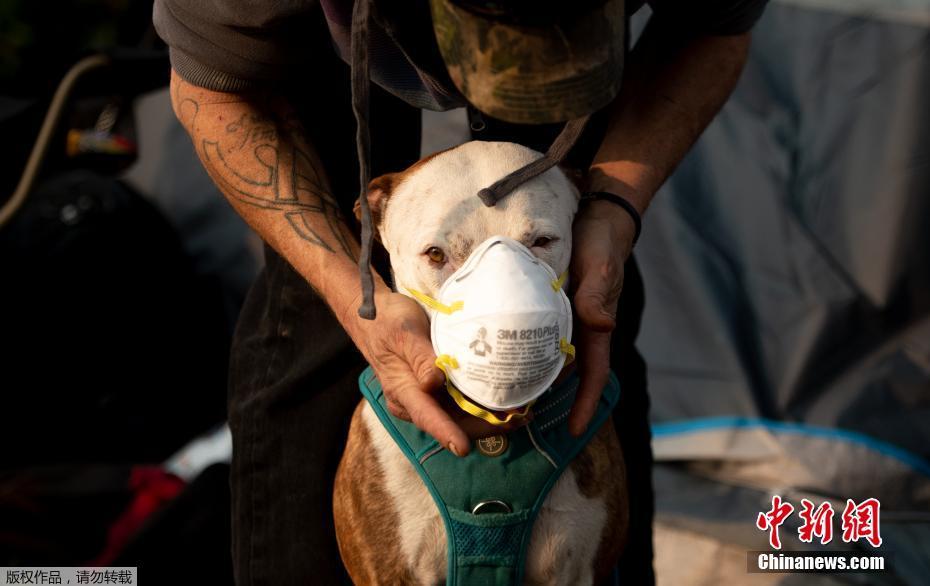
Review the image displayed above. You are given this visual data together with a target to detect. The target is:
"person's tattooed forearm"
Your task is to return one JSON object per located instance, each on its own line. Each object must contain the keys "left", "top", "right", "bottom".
{"left": 172, "top": 87, "right": 355, "bottom": 259}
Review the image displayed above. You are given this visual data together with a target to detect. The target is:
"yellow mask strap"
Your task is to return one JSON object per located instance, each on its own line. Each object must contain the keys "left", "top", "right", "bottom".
{"left": 406, "top": 288, "right": 463, "bottom": 315}
{"left": 447, "top": 386, "right": 534, "bottom": 426}
{"left": 435, "top": 355, "right": 533, "bottom": 426}
{"left": 552, "top": 272, "right": 573, "bottom": 363}
{"left": 435, "top": 354, "right": 459, "bottom": 372}
{"left": 560, "top": 338, "right": 576, "bottom": 365}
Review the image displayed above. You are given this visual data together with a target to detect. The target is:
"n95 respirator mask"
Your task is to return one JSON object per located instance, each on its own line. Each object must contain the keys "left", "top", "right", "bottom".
{"left": 406, "top": 236, "right": 575, "bottom": 425}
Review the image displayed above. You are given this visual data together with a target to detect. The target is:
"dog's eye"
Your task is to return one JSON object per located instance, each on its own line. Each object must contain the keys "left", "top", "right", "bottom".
{"left": 532, "top": 236, "right": 555, "bottom": 248}
{"left": 425, "top": 247, "right": 446, "bottom": 265}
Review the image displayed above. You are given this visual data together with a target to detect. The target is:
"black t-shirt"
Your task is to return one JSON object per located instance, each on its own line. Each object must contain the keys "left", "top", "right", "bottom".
{"left": 154, "top": 0, "right": 768, "bottom": 110}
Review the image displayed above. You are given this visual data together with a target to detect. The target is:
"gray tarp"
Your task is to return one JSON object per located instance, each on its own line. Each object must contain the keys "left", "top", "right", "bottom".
{"left": 637, "top": 1, "right": 930, "bottom": 582}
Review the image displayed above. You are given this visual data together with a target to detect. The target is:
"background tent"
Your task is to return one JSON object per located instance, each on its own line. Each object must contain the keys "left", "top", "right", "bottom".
{"left": 635, "top": 1, "right": 930, "bottom": 583}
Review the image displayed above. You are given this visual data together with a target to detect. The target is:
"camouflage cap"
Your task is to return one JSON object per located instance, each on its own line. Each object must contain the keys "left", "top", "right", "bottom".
{"left": 429, "top": 0, "right": 625, "bottom": 124}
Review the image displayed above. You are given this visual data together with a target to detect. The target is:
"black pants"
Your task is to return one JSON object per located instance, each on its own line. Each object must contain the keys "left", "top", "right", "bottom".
{"left": 227, "top": 43, "right": 654, "bottom": 586}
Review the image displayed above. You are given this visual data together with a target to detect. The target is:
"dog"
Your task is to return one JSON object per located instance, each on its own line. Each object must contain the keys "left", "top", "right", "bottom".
{"left": 334, "top": 141, "right": 628, "bottom": 585}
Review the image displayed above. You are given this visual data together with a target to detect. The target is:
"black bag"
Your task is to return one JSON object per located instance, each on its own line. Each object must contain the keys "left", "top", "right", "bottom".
{"left": 0, "top": 170, "right": 230, "bottom": 467}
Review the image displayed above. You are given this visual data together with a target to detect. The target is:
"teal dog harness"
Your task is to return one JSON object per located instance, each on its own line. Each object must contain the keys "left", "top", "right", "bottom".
{"left": 359, "top": 366, "right": 621, "bottom": 585}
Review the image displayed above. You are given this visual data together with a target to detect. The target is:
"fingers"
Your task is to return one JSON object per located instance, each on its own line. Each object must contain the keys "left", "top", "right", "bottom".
{"left": 571, "top": 255, "right": 621, "bottom": 436}
{"left": 410, "top": 346, "right": 444, "bottom": 392}
{"left": 574, "top": 284, "right": 616, "bottom": 332}
{"left": 385, "top": 397, "right": 410, "bottom": 421}
{"left": 572, "top": 261, "right": 621, "bottom": 332}
{"left": 383, "top": 337, "right": 467, "bottom": 455}
{"left": 381, "top": 363, "right": 468, "bottom": 455}
{"left": 394, "top": 381, "right": 471, "bottom": 456}
{"left": 352, "top": 292, "right": 472, "bottom": 455}
{"left": 570, "top": 213, "right": 625, "bottom": 333}
{"left": 396, "top": 314, "right": 445, "bottom": 392}
{"left": 569, "top": 327, "right": 612, "bottom": 437}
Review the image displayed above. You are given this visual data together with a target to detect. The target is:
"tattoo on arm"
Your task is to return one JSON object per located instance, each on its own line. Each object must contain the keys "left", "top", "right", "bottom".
{"left": 173, "top": 87, "right": 356, "bottom": 260}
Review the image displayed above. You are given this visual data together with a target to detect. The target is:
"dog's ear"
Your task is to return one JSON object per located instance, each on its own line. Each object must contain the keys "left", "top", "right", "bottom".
{"left": 354, "top": 172, "right": 398, "bottom": 241}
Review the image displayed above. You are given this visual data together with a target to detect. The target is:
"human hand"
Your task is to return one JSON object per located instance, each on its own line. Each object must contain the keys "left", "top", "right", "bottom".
{"left": 567, "top": 198, "right": 638, "bottom": 436}
{"left": 341, "top": 288, "right": 524, "bottom": 456}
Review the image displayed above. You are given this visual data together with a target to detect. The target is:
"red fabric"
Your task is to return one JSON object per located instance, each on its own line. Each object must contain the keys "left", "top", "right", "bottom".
{"left": 89, "top": 466, "right": 185, "bottom": 566}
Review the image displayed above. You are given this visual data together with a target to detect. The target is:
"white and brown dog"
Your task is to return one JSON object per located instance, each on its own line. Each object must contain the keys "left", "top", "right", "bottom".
{"left": 335, "top": 141, "right": 627, "bottom": 585}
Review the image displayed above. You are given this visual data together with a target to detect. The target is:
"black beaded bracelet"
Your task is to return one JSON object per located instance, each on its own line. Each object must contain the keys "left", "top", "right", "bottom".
{"left": 579, "top": 191, "right": 643, "bottom": 245}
